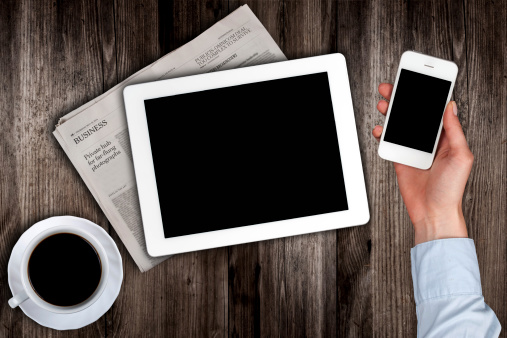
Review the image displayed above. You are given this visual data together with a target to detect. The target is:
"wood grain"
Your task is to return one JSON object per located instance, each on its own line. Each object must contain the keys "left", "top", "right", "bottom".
{"left": 0, "top": 0, "right": 109, "bottom": 336}
{"left": 106, "top": 1, "right": 229, "bottom": 337}
{"left": 335, "top": 1, "right": 376, "bottom": 336}
{"left": 227, "top": 1, "right": 339, "bottom": 337}
{"left": 464, "top": 0, "right": 507, "bottom": 330}
{"left": 0, "top": 0, "right": 505, "bottom": 337}
{"left": 226, "top": 3, "right": 286, "bottom": 337}
{"left": 281, "top": 2, "right": 338, "bottom": 337}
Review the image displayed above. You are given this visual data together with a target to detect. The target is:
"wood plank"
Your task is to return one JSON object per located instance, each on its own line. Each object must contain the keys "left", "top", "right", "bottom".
{"left": 114, "top": 0, "right": 161, "bottom": 80}
{"left": 222, "top": 3, "right": 282, "bottom": 337}
{"left": 335, "top": 0, "right": 375, "bottom": 335}
{"left": 373, "top": 1, "right": 416, "bottom": 334}
{"left": 229, "top": 1, "right": 284, "bottom": 48}
{"left": 225, "top": 2, "right": 286, "bottom": 336}
{"left": 0, "top": 2, "right": 25, "bottom": 337}
{"left": 228, "top": 241, "right": 273, "bottom": 337}
{"left": 108, "top": 1, "right": 228, "bottom": 336}
{"left": 339, "top": 0, "right": 506, "bottom": 336}
{"left": 0, "top": 0, "right": 108, "bottom": 336}
{"left": 361, "top": 0, "right": 466, "bottom": 335}
{"left": 396, "top": 1, "right": 459, "bottom": 335}
{"left": 95, "top": 0, "right": 118, "bottom": 334}
{"left": 282, "top": 2, "right": 338, "bottom": 336}
{"left": 227, "top": 1, "right": 338, "bottom": 337}
{"left": 464, "top": 0, "right": 507, "bottom": 333}
{"left": 97, "top": 0, "right": 118, "bottom": 93}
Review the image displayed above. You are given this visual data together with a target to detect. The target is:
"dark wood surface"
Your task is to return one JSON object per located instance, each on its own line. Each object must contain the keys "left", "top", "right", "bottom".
{"left": 1, "top": 0, "right": 505, "bottom": 336}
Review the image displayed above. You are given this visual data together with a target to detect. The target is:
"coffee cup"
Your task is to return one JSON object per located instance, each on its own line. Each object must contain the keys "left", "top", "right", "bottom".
{"left": 8, "top": 225, "right": 109, "bottom": 314}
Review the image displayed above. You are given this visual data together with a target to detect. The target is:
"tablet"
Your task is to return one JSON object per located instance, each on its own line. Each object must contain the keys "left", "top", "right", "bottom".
{"left": 124, "top": 54, "right": 369, "bottom": 256}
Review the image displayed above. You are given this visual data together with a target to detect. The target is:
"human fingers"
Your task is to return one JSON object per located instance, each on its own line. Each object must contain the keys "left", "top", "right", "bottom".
{"left": 435, "top": 128, "right": 450, "bottom": 156}
{"left": 442, "top": 101, "right": 472, "bottom": 159}
{"left": 377, "top": 100, "right": 389, "bottom": 115}
{"left": 372, "top": 125, "right": 383, "bottom": 142}
{"left": 378, "top": 83, "right": 393, "bottom": 101}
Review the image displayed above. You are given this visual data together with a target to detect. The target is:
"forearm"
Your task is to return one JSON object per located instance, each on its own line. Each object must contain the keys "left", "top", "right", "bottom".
{"left": 412, "top": 207, "right": 468, "bottom": 245}
{"left": 411, "top": 238, "right": 501, "bottom": 337}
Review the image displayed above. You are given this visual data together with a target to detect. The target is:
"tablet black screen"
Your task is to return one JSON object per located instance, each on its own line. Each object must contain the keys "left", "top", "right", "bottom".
{"left": 144, "top": 72, "right": 348, "bottom": 238}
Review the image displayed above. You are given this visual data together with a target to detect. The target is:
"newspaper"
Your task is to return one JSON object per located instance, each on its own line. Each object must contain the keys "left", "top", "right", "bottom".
{"left": 53, "top": 5, "right": 286, "bottom": 272}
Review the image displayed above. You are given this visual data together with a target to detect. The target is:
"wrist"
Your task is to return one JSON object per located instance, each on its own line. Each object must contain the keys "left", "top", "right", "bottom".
{"left": 413, "top": 209, "right": 468, "bottom": 245}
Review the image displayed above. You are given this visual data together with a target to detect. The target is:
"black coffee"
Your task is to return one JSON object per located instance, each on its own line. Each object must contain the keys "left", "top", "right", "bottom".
{"left": 28, "top": 233, "right": 102, "bottom": 306}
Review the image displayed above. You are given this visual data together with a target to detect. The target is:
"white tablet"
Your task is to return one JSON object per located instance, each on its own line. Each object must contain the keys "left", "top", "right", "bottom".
{"left": 124, "top": 54, "right": 369, "bottom": 257}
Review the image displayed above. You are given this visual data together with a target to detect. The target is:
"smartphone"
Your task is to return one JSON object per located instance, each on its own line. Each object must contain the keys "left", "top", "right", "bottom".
{"left": 378, "top": 51, "right": 458, "bottom": 169}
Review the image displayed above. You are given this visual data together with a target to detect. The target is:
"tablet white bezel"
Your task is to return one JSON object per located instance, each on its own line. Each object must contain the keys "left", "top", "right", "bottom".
{"left": 124, "top": 54, "right": 369, "bottom": 257}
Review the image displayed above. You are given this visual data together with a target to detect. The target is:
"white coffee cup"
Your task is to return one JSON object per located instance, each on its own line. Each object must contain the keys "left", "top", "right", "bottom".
{"left": 8, "top": 225, "right": 109, "bottom": 314}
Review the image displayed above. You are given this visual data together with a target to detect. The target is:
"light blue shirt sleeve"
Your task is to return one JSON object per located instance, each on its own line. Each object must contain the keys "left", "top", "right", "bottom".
{"left": 411, "top": 238, "right": 501, "bottom": 337}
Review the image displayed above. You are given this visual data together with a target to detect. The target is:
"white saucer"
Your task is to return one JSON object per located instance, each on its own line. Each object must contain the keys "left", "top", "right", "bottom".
{"left": 8, "top": 216, "right": 123, "bottom": 330}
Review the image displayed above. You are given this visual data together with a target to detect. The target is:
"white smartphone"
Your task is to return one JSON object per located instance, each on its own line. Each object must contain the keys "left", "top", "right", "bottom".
{"left": 378, "top": 51, "right": 458, "bottom": 169}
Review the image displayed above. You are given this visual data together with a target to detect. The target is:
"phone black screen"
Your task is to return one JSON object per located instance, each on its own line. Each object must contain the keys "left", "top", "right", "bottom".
{"left": 144, "top": 72, "right": 349, "bottom": 238}
{"left": 383, "top": 69, "right": 451, "bottom": 153}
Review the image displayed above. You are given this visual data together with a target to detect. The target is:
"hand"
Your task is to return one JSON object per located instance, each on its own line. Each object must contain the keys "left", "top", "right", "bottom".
{"left": 373, "top": 83, "right": 474, "bottom": 245}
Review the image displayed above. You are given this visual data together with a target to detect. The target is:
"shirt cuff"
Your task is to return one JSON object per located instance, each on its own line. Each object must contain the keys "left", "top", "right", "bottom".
{"left": 411, "top": 238, "right": 482, "bottom": 306}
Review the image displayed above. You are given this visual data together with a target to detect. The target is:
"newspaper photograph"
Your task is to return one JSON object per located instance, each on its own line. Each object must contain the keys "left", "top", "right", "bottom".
{"left": 53, "top": 5, "right": 287, "bottom": 272}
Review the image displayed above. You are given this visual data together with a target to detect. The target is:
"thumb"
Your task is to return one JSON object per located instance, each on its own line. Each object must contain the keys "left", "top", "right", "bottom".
{"left": 442, "top": 101, "right": 469, "bottom": 150}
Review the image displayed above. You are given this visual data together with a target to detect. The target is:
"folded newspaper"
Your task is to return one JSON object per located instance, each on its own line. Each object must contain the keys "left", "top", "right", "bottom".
{"left": 53, "top": 5, "right": 287, "bottom": 272}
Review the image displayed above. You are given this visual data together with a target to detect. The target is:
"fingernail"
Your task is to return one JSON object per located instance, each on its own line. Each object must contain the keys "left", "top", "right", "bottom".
{"left": 452, "top": 101, "right": 458, "bottom": 116}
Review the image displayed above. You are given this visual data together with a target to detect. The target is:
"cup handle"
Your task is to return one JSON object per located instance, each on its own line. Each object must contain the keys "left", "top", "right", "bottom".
{"left": 8, "top": 290, "right": 29, "bottom": 308}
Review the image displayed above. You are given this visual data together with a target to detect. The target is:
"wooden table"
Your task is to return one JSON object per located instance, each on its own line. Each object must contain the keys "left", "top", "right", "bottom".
{"left": 1, "top": 1, "right": 505, "bottom": 336}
